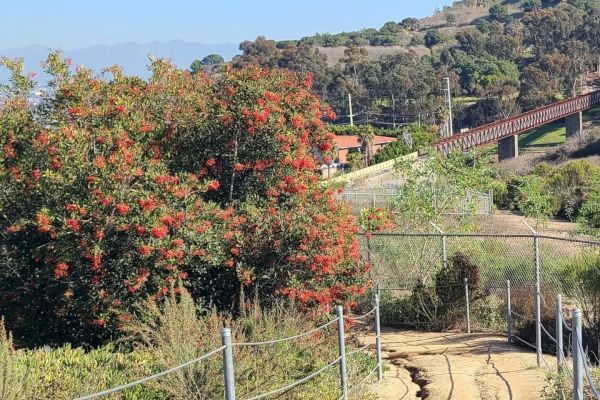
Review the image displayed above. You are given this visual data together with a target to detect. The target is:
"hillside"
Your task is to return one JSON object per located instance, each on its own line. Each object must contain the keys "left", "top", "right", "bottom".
{"left": 231, "top": 0, "right": 600, "bottom": 142}
{"left": 286, "top": 0, "right": 527, "bottom": 65}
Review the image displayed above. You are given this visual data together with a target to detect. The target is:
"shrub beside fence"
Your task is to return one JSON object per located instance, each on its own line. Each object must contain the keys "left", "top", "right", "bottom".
{"left": 364, "top": 231, "right": 600, "bottom": 298}
{"left": 505, "top": 281, "right": 600, "bottom": 400}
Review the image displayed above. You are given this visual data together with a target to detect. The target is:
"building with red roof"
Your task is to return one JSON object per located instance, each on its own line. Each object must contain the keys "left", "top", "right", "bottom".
{"left": 331, "top": 135, "right": 396, "bottom": 164}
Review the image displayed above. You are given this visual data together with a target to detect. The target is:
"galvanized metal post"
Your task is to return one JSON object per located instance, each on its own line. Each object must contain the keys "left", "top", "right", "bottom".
{"left": 366, "top": 234, "right": 372, "bottom": 266}
{"left": 506, "top": 280, "right": 512, "bottom": 344}
{"left": 464, "top": 278, "right": 471, "bottom": 334}
{"left": 375, "top": 292, "right": 383, "bottom": 382}
{"left": 336, "top": 305, "right": 349, "bottom": 400}
{"left": 431, "top": 223, "right": 447, "bottom": 269}
{"left": 221, "top": 328, "right": 236, "bottom": 400}
{"left": 534, "top": 234, "right": 542, "bottom": 367}
{"left": 572, "top": 308, "right": 583, "bottom": 400}
{"left": 556, "top": 294, "right": 563, "bottom": 371}
{"left": 523, "top": 220, "right": 542, "bottom": 367}
{"left": 442, "top": 234, "right": 447, "bottom": 269}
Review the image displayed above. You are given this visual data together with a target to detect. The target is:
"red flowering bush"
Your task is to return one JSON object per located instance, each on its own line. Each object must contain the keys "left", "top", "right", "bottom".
{"left": 359, "top": 207, "right": 395, "bottom": 234}
{"left": 0, "top": 54, "right": 366, "bottom": 346}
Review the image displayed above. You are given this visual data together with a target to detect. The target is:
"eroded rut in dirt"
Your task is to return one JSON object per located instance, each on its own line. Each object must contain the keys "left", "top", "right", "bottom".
{"left": 362, "top": 329, "right": 554, "bottom": 400}
{"left": 403, "top": 363, "right": 427, "bottom": 399}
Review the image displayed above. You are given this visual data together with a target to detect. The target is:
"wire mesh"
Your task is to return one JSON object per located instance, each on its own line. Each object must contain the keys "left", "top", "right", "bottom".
{"left": 337, "top": 188, "right": 492, "bottom": 216}
{"left": 365, "top": 231, "right": 600, "bottom": 336}
{"left": 366, "top": 232, "right": 600, "bottom": 298}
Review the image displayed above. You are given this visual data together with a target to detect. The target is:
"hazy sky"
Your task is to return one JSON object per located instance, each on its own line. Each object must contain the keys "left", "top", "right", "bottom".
{"left": 1, "top": 0, "right": 453, "bottom": 49}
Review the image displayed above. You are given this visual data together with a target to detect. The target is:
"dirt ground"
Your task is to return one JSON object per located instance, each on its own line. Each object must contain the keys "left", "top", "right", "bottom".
{"left": 475, "top": 210, "right": 578, "bottom": 236}
{"left": 362, "top": 329, "right": 556, "bottom": 400}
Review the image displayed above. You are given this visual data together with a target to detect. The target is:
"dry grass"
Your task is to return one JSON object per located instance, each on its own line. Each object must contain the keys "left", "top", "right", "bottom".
{"left": 318, "top": 45, "right": 429, "bottom": 67}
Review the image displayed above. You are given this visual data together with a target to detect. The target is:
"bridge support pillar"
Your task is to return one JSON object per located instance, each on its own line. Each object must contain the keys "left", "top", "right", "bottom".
{"left": 498, "top": 135, "right": 519, "bottom": 161}
{"left": 565, "top": 111, "right": 583, "bottom": 138}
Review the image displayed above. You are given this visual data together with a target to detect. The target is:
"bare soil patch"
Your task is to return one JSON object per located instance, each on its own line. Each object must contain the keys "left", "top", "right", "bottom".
{"left": 362, "top": 329, "right": 554, "bottom": 400}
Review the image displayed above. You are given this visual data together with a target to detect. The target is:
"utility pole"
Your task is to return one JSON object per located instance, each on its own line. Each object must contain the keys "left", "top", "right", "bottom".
{"left": 391, "top": 93, "right": 396, "bottom": 129}
{"left": 444, "top": 77, "right": 453, "bottom": 136}
{"left": 348, "top": 93, "right": 354, "bottom": 126}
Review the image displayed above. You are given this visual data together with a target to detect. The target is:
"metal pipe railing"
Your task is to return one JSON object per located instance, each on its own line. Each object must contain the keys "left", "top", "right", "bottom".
{"left": 76, "top": 301, "right": 384, "bottom": 400}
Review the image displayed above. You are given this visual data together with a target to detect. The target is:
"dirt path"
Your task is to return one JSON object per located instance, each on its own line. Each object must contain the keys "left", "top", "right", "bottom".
{"left": 362, "top": 329, "right": 554, "bottom": 400}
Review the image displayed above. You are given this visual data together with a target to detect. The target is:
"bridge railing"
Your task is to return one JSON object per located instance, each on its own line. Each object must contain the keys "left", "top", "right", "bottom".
{"left": 434, "top": 90, "right": 600, "bottom": 155}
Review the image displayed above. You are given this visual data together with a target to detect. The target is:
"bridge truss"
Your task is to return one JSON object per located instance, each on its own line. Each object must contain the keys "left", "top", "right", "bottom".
{"left": 433, "top": 90, "right": 600, "bottom": 156}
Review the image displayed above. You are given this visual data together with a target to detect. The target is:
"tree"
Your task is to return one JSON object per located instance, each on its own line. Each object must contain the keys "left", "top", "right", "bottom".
{"left": 380, "top": 21, "right": 403, "bottom": 35}
{"left": 522, "top": 5, "right": 583, "bottom": 56}
{"left": 455, "top": 55, "right": 519, "bottom": 95}
{"left": 201, "top": 54, "right": 224, "bottom": 65}
{"left": 486, "top": 22, "right": 523, "bottom": 61}
{"left": 233, "top": 36, "right": 282, "bottom": 68}
{"left": 424, "top": 29, "right": 449, "bottom": 48}
{"left": 516, "top": 175, "right": 553, "bottom": 224}
{"left": 456, "top": 29, "right": 487, "bottom": 56}
{"left": 446, "top": 13, "right": 458, "bottom": 25}
{"left": 518, "top": 65, "right": 556, "bottom": 110}
{"left": 523, "top": 0, "right": 542, "bottom": 12}
{"left": 190, "top": 59, "right": 203, "bottom": 75}
{"left": 578, "top": 180, "right": 600, "bottom": 236}
{"left": 0, "top": 54, "right": 366, "bottom": 346}
{"left": 489, "top": 3, "right": 509, "bottom": 21}
{"left": 373, "top": 140, "right": 411, "bottom": 163}
{"left": 356, "top": 125, "right": 375, "bottom": 166}
{"left": 400, "top": 17, "right": 420, "bottom": 31}
{"left": 392, "top": 152, "right": 496, "bottom": 229}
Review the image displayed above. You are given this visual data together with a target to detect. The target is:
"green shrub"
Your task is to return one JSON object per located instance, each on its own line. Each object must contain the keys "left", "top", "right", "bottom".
{"left": 378, "top": 252, "right": 487, "bottom": 331}
{"left": 0, "top": 290, "right": 377, "bottom": 400}
{"left": 0, "top": 319, "right": 159, "bottom": 399}
{"left": 577, "top": 181, "right": 600, "bottom": 235}
{"left": 547, "top": 160, "right": 600, "bottom": 220}
{"left": 516, "top": 175, "right": 553, "bottom": 223}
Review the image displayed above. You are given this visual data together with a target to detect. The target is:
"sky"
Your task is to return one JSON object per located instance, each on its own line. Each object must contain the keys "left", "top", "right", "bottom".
{"left": 0, "top": 0, "right": 454, "bottom": 50}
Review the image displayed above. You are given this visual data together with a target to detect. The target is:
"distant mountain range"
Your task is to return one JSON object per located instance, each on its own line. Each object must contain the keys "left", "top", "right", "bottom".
{"left": 0, "top": 40, "right": 240, "bottom": 84}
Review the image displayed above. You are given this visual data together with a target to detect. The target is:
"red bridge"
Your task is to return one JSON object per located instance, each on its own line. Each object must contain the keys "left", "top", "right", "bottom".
{"left": 432, "top": 90, "right": 600, "bottom": 160}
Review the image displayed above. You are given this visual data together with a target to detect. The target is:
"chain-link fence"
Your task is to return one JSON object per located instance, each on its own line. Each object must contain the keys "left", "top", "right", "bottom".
{"left": 338, "top": 189, "right": 493, "bottom": 216}
{"left": 364, "top": 231, "right": 600, "bottom": 333}
{"left": 365, "top": 232, "right": 600, "bottom": 296}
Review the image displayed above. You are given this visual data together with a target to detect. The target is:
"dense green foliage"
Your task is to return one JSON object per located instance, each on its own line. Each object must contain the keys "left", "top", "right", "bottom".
{"left": 227, "top": 1, "right": 600, "bottom": 135}
{"left": 494, "top": 160, "right": 600, "bottom": 227}
{"left": 392, "top": 152, "right": 495, "bottom": 229}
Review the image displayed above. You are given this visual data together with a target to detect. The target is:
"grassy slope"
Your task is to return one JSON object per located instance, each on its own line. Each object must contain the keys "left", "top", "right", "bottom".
{"left": 519, "top": 123, "right": 565, "bottom": 149}
{"left": 317, "top": 2, "right": 525, "bottom": 66}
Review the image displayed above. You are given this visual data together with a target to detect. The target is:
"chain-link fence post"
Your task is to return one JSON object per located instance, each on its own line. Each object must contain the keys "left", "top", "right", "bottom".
{"left": 375, "top": 291, "right": 383, "bottom": 382}
{"left": 367, "top": 232, "right": 372, "bottom": 267}
{"left": 572, "top": 308, "right": 583, "bottom": 400}
{"left": 431, "top": 223, "right": 447, "bottom": 268}
{"left": 221, "top": 328, "right": 236, "bottom": 400}
{"left": 523, "top": 221, "right": 542, "bottom": 367}
{"left": 534, "top": 233, "right": 542, "bottom": 367}
{"left": 556, "top": 294, "right": 563, "bottom": 372}
{"left": 464, "top": 278, "right": 471, "bottom": 334}
{"left": 336, "top": 305, "right": 348, "bottom": 400}
{"left": 506, "top": 279, "right": 512, "bottom": 344}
